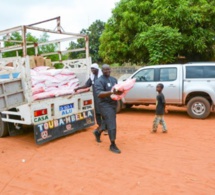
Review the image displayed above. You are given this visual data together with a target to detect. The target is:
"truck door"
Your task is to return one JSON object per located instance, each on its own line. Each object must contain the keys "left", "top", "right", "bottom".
{"left": 158, "top": 67, "right": 181, "bottom": 103}
{"left": 124, "top": 68, "right": 157, "bottom": 103}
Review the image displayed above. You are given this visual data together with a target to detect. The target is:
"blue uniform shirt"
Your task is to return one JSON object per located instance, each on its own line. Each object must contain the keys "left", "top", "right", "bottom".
{"left": 95, "top": 75, "right": 118, "bottom": 108}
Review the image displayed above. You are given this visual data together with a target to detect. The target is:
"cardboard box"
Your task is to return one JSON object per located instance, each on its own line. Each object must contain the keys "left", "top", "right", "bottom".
{"left": 45, "top": 59, "right": 52, "bottom": 67}
{"left": 29, "top": 56, "right": 36, "bottom": 69}
{"left": 35, "top": 56, "right": 45, "bottom": 66}
{"left": 6, "top": 62, "right": 13, "bottom": 67}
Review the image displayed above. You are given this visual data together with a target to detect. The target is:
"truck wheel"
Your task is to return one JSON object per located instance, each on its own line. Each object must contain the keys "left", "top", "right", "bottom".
{"left": 0, "top": 114, "right": 9, "bottom": 137}
{"left": 187, "top": 97, "right": 211, "bottom": 119}
{"left": 125, "top": 104, "right": 133, "bottom": 109}
{"left": 116, "top": 100, "right": 122, "bottom": 113}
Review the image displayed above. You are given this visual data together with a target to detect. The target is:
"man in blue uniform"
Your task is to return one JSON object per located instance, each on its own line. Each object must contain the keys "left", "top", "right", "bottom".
{"left": 94, "top": 64, "right": 123, "bottom": 154}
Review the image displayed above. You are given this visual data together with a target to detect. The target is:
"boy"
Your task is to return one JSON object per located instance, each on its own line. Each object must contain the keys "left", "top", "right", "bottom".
{"left": 152, "top": 83, "right": 168, "bottom": 133}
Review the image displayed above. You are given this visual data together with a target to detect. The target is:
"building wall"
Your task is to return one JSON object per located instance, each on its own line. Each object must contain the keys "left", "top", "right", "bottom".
{"left": 110, "top": 66, "right": 141, "bottom": 79}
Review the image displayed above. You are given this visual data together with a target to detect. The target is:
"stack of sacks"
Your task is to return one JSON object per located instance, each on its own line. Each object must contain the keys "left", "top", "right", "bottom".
{"left": 111, "top": 78, "right": 136, "bottom": 100}
{"left": 31, "top": 66, "right": 80, "bottom": 100}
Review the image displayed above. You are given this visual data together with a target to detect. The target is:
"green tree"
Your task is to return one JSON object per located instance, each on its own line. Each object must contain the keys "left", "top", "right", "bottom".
{"left": 136, "top": 25, "right": 183, "bottom": 64}
{"left": 99, "top": 0, "right": 215, "bottom": 64}
{"left": 88, "top": 20, "right": 105, "bottom": 63}
{"left": 68, "top": 41, "right": 80, "bottom": 59}
{"left": 68, "top": 20, "right": 105, "bottom": 63}
{"left": 2, "top": 32, "right": 67, "bottom": 62}
{"left": 68, "top": 29, "right": 87, "bottom": 60}
{"left": 3, "top": 32, "right": 38, "bottom": 57}
{"left": 38, "top": 33, "right": 60, "bottom": 61}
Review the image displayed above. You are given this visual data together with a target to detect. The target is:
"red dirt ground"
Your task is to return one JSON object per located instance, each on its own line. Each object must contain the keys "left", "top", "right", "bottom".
{"left": 0, "top": 106, "right": 215, "bottom": 195}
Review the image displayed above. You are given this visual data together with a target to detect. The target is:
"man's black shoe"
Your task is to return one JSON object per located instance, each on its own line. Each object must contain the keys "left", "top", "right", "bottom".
{"left": 110, "top": 144, "right": 121, "bottom": 154}
{"left": 93, "top": 130, "right": 101, "bottom": 143}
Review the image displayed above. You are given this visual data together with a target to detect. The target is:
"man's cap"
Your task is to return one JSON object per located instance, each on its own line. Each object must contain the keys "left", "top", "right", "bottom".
{"left": 91, "top": 63, "right": 99, "bottom": 69}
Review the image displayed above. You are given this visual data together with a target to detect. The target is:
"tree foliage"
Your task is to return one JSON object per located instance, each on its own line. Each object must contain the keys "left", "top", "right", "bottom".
{"left": 2, "top": 32, "right": 65, "bottom": 61}
{"left": 88, "top": 20, "right": 105, "bottom": 63}
{"left": 68, "top": 20, "right": 105, "bottom": 63}
{"left": 3, "top": 32, "right": 38, "bottom": 57}
{"left": 99, "top": 0, "right": 215, "bottom": 64}
{"left": 38, "top": 33, "right": 61, "bottom": 61}
{"left": 136, "top": 25, "right": 183, "bottom": 64}
{"left": 68, "top": 29, "right": 87, "bottom": 60}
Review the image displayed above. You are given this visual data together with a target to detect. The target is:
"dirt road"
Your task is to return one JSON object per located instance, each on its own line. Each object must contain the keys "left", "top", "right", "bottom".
{"left": 0, "top": 106, "right": 215, "bottom": 195}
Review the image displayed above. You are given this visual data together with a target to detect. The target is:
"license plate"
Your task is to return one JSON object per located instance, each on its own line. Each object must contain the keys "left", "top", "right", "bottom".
{"left": 59, "top": 103, "right": 74, "bottom": 111}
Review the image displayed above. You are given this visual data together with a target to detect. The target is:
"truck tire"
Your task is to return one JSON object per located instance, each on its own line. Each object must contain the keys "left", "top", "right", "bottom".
{"left": 187, "top": 97, "right": 211, "bottom": 119}
{"left": 125, "top": 104, "right": 133, "bottom": 109}
{"left": 116, "top": 100, "right": 122, "bottom": 113}
{"left": 0, "top": 114, "right": 9, "bottom": 137}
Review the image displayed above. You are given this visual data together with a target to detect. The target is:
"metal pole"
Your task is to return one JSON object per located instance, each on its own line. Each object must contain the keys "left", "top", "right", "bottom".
{"left": 0, "top": 26, "right": 22, "bottom": 36}
{"left": 0, "top": 42, "right": 2, "bottom": 58}
{"left": 85, "top": 35, "right": 89, "bottom": 59}
{"left": 26, "top": 25, "right": 86, "bottom": 37}
{"left": 0, "top": 36, "right": 80, "bottom": 53}
{"left": 28, "top": 16, "right": 60, "bottom": 26}
{"left": 21, "top": 26, "right": 27, "bottom": 57}
{"left": 57, "top": 17, "right": 61, "bottom": 33}
{"left": 35, "top": 47, "right": 38, "bottom": 56}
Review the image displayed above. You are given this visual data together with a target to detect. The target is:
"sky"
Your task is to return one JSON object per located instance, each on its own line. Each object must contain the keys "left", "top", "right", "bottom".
{"left": 0, "top": 0, "right": 119, "bottom": 34}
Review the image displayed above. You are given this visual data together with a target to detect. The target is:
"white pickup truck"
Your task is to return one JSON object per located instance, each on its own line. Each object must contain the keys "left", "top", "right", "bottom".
{"left": 0, "top": 17, "right": 95, "bottom": 144}
{"left": 118, "top": 63, "right": 215, "bottom": 119}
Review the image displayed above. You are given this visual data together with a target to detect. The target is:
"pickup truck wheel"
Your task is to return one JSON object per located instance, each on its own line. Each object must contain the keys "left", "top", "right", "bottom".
{"left": 187, "top": 97, "right": 211, "bottom": 119}
{"left": 0, "top": 114, "right": 9, "bottom": 137}
{"left": 116, "top": 100, "right": 122, "bottom": 113}
{"left": 125, "top": 104, "right": 133, "bottom": 109}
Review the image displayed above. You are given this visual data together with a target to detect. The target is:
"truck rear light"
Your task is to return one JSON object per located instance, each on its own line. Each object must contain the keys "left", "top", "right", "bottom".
{"left": 83, "top": 99, "right": 92, "bottom": 106}
{"left": 34, "top": 109, "right": 48, "bottom": 117}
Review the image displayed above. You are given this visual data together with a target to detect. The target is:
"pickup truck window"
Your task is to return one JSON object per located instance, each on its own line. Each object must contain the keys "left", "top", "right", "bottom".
{"left": 159, "top": 68, "right": 177, "bottom": 81}
{"left": 186, "top": 66, "right": 215, "bottom": 78}
{"left": 132, "top": 68, "right": 154, "bottom": 82}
